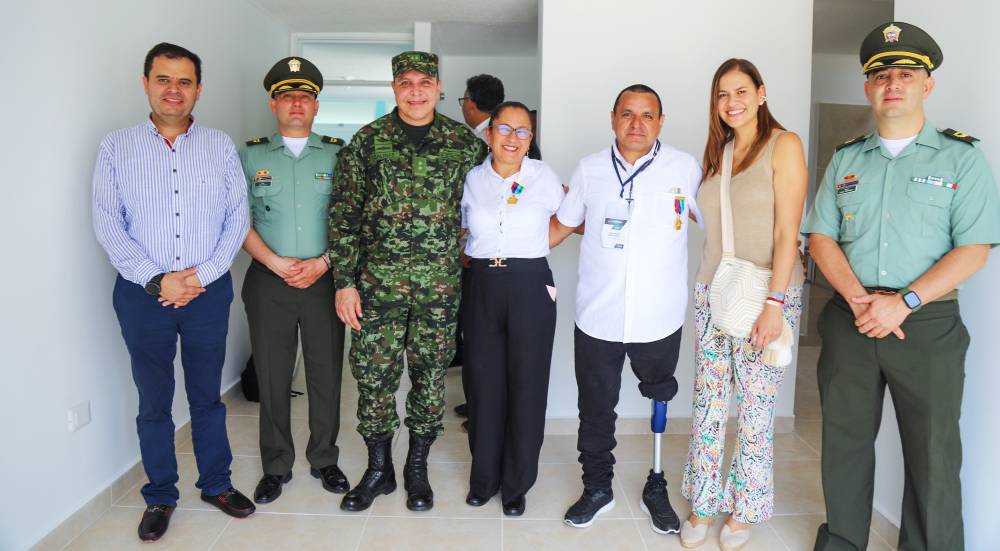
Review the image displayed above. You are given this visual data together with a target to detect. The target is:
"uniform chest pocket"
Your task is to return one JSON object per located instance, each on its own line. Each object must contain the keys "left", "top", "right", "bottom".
{"left": 835, "top": 190, "right": 865, "bottom": 242}
{"left": 313, "top": 179, "right": 333, "bottom": 195}
{"left": 905, "top": 181, "right": 954, "bottom": 236}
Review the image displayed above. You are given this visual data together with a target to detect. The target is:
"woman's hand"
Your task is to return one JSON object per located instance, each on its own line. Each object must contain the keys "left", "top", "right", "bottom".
{"left": 749, "top": 304, "right": 783, "bottom": 350}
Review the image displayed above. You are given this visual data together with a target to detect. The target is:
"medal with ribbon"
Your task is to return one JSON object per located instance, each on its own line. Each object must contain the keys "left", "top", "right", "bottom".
{"left": 674, "top": 195, "right": 685, "bottom": 230}
{"left": 507, "top": 181, "right": 525, "bottom": 205}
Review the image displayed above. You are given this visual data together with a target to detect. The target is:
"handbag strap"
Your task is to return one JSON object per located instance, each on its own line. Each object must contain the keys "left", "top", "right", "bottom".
{"left": 720, "top": 140, "right": 736, "bottom": 257}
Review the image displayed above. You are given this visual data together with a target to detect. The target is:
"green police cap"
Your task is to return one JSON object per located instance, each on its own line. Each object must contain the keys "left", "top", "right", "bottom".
{"left": 860, "top": 22, "right": 942, "bottom": 75}
{"left": 391, "top": 51, "right": 439, "bottom": 79}
{"left": 263, "top": 56, "right": 323, "bottom": 97}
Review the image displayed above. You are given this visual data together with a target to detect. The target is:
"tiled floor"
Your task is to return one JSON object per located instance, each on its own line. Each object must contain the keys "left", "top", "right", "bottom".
{"left": 61, "top": 345, "right": 897, "bottom": 550}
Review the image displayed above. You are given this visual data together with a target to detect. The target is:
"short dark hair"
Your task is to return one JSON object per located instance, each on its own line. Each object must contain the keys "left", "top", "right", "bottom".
{"left": 612, "top": 84, "right": 662, "bottom": 116}
{"left": 488, "top": 101, "right": 533, "bottom": 130}
{"left": 465, "top": 74, "right": 505, "bottom": 112}
{"left": 144, "top": 42, "right": 202, "bottom": 84}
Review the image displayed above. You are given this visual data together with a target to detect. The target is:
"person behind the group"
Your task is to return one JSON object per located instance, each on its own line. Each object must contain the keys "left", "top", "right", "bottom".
{"left": 92, "top": 42, "right": 253, "bottom": 542}
{"left": 460, "top": 101, "right": 565, "bottom": 517}
{"left": 550, "top": 84, "right": 702, "bottom": 535}
{"left": 239, "top": 56, "right": 350, "bottom": 505}
{"left": 679, "top": 58, "right": 807, "bottom": 551}
{"left": 327, "top": 51, "right": 486, "bottom": 513}
{"left": 460, "top": 74, "right": 505, "bottom": 141}
{"left": 803, "top": 22, "right": 1000, "bottom": 551}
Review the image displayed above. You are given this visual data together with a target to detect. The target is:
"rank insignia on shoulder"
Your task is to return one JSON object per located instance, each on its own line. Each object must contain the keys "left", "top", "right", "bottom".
{"left": 246, "top": 136, "right": 270, "bottom": 146}
{"left": 941, "top": 128, "right": 979, "bottom": 144}
{"left": 836, "top": 134, "right": 868, "bottom": 151}
{"left": 322, "top": 135, "right": 344, "bottom": 146}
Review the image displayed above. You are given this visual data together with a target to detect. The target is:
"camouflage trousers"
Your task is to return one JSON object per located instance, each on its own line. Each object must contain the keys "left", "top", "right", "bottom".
{"left": 351, "top": 271, "right": 459, "bottom": 440}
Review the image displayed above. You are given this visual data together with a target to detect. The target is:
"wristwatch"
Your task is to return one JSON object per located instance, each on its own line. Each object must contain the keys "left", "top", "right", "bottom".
{"left": 144, "top": 273, "right": 166, "bottom": 296}
{"left": 899, "top": 287, "right": 922, "bottom": 312}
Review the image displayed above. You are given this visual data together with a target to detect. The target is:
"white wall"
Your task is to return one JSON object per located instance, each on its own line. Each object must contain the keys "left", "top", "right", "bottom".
{"left": 437, "top": 55, "right": 541, "bottom": 123}
{"left": 538, "top": 0, "right": 814, "bottom": 419}
{"left": 0, "top": 2, "right": 287, "bottom": 549}
{"left": 874, "top": 3, "right": 1000, "bottom": 547}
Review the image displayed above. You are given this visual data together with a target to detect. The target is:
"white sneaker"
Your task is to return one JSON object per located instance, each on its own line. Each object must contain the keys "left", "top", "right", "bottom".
{"left": 680, "top": 519, "right": 709, "bottom": 548}
{"left": 719, "top": 523, "right": 751, "bottom": 551}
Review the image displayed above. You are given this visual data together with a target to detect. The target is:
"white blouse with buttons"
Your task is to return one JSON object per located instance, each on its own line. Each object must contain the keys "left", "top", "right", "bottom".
{"left": 461, "top": 156, "right": 565, "bottom": 259}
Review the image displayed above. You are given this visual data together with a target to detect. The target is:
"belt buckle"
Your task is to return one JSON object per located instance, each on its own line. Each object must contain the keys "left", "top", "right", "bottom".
{"left": 488, "top": 257, "right": 507, "bottom": 268}
{"left": 873, "top": 289, "right": 896, "bottom": 296}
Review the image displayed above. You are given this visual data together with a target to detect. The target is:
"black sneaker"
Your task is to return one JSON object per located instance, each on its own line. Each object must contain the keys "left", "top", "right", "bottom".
{"left": 640, "top": 470, "right": 680, "bottom": 534}
{"left": 564, "top": 488, "right": 615, "bottom": 528}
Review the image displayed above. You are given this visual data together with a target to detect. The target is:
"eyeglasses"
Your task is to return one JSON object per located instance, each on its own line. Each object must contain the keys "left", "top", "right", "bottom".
{"left": 492, "top": 123, "right": 533, "bottom": 141}
{"left": 458, "top": 96, "right": 470, "bottom": 106}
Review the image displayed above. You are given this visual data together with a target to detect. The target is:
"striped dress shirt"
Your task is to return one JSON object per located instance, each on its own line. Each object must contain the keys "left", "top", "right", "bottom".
{"left": 92, "top": 118, "right": 250, "bottom": 287}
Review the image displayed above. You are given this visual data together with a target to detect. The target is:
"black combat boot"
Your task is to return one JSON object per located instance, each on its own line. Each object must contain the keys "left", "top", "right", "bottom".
{"left": 404, "top": 432, "right": 436, "bottom": 511}
{"left": 340, "top": 435, "right": 395, "bottom": 512}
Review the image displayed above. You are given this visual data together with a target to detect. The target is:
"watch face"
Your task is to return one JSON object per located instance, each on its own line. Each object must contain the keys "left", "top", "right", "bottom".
{"left": 145, "top": 280, "right": 161, "bottom": 296}
{"left": 903, "top": 292, "right": 920, "bottom": 309}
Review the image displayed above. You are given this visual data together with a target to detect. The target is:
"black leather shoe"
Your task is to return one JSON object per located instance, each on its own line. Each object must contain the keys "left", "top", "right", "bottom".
{"left": 503, "top": 495, "right": 526, "bottom": 516}
{"left": 403, "top": 432, "right": 436, "bottom": 511}
{"left": 138, "top": 504, "right": 174, "bottom": 541}
{"left": 253, "top": 472, "right": 292, "bottom": 504}
{"left": 341, "top": 435, "right": 396, "bottom": 512}
{"left": 201, "top": 487, "right": 256, "bottom": 518}
{"left": 454, "top": 403, "right": 468, "bottom": 417}
{"left": 311, "top": 464, "right": 350, "bottom": 493}
{"left": 465, "top": 492, "right": 493, "bottom": 507}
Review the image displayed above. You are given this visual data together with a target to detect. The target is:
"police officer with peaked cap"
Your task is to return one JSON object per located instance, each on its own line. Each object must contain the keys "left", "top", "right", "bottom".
{"left": 240, "top": 55, "right": 351, "bottom": 504}
{"left": 803, "top": 22, "right": 1000, "bottom": 551}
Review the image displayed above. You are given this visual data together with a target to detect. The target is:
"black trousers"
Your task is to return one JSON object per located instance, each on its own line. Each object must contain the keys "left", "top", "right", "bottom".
{"left": 464, "top": 258, "right": 557, "bottom": 501}
{"left": 242, "top": 260, "right": 345, "bottom": 475}
{"left": 574, "top": 326, "right": 681, "bottom": 490}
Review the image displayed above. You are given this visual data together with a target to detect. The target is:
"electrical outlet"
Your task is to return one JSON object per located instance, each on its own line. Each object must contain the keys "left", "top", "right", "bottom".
{"left": 67, "top": 401, "right": 92, "bottom": 432}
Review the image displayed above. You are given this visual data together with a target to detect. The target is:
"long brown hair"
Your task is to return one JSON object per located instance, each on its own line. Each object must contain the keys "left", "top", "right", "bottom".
{"left": 702, "top": 59, "right": 784, "bottom": 181}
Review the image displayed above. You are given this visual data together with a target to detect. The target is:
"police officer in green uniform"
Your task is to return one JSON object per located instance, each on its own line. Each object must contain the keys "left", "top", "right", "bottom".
{"left": 327, "top": 51, "right": 486, "bottom": 512}
{"left": 240, "top": 56, "right": 350, "bottom": 505}
{"left": 803, "top": 22, "right": 1000, "bottom": 551}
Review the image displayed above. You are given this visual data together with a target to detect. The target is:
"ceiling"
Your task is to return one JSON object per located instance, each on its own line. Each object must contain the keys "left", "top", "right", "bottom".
{"left": 813, "top": 0, "right": 893, "bottom": 54}
{"left": 250, "top": 0, "right": 538, "bottom": 33}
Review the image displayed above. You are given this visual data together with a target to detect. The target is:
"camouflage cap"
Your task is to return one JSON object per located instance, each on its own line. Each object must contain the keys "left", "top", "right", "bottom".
{"left": 263, "top": 56, "right": 323, "bottom": 97}
{"left": 860, "top": 21, "right": 942, "bottom": 75}
{"left": 391, "top": 51, "right": 439, "bottom": 79}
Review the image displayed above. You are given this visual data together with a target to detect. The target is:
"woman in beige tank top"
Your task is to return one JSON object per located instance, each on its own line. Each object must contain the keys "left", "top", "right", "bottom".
{"left": 679, "top": 59, "right": 808, "bottom": 551}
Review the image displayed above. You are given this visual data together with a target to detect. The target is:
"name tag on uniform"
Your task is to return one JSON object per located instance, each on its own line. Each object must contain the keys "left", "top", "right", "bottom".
{"left": 911, "top": 176, "right": 958, "bottom": 190}
{"left": 601, "top": 198, "right": 631, "bottom": 250}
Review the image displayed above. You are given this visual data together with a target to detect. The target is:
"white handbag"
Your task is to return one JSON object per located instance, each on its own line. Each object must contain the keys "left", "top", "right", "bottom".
{"left": 708, "top": 140, "right": 772, "bottom": 339}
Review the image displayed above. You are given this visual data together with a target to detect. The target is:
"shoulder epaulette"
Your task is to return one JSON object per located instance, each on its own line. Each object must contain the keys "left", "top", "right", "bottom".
{"left": 245, "top": 136, "right": 269, "bottom": 146}
{"left": 835, "top": 134, "right": 868, "bottom": 151}
{"left": 322, "top": 135, "right": 344, "bottom": 146}
{"left": 941, "top": 128, "right": 979, "bottom": 144}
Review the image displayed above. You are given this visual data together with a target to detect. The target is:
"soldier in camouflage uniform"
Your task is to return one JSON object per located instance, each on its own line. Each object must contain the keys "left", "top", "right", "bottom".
{"left": 327, "top": 51, "right": 486, "bottom": 513}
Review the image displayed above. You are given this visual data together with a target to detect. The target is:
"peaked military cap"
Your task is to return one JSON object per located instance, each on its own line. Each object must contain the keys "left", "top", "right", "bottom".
{"left": 391, "top": 51, "right": 439, "bottom": 79}
{"left": 860, "top": 21, "right": 942, "bottom": 74}
{"left": 264, "top": 56, "right": 323, "bottom": 97}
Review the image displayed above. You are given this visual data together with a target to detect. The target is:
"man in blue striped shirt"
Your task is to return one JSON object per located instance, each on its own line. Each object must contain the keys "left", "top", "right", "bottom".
{"left": 92, "top": 42, "right": 253, "bottom": 542}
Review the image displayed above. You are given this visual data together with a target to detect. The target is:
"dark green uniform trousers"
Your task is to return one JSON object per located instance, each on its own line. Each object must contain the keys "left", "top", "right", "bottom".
{"left": 243, "top": 261, "right": 346, "bottom": 475}
{"left": 814, "top": 295, "right": 968, "bottom": 551}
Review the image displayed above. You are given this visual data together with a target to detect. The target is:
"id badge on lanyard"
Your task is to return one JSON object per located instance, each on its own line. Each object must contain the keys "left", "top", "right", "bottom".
{"left": 601, "top": 197, "right": 631, "bottom": 249}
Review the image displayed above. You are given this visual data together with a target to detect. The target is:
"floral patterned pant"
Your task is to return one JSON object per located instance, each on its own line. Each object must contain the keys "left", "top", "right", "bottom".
{"left": 681, "top": 283, "right": 802, "bottom": 524}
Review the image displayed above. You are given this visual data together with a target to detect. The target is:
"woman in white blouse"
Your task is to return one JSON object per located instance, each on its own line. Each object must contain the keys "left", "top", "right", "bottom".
{"left": 460, "top": 101, "right": 565, "bottom": 517}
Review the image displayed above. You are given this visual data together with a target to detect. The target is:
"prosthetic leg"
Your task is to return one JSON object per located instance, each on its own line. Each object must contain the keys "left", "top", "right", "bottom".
{"left": 640, "top": 399, "right": 680, "bottom": 534}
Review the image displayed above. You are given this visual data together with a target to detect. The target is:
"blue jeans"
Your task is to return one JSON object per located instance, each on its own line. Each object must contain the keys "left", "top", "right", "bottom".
{"left": 113, "top": 272, "right": 234, "bottom": 506}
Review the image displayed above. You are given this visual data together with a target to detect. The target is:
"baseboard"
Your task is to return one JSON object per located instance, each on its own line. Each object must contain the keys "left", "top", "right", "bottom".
{"left": 543, "top": 415, "right": 796, "bottom": 435}
{"left": 871, "top": 507, "right": 901, "bottom": 547}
